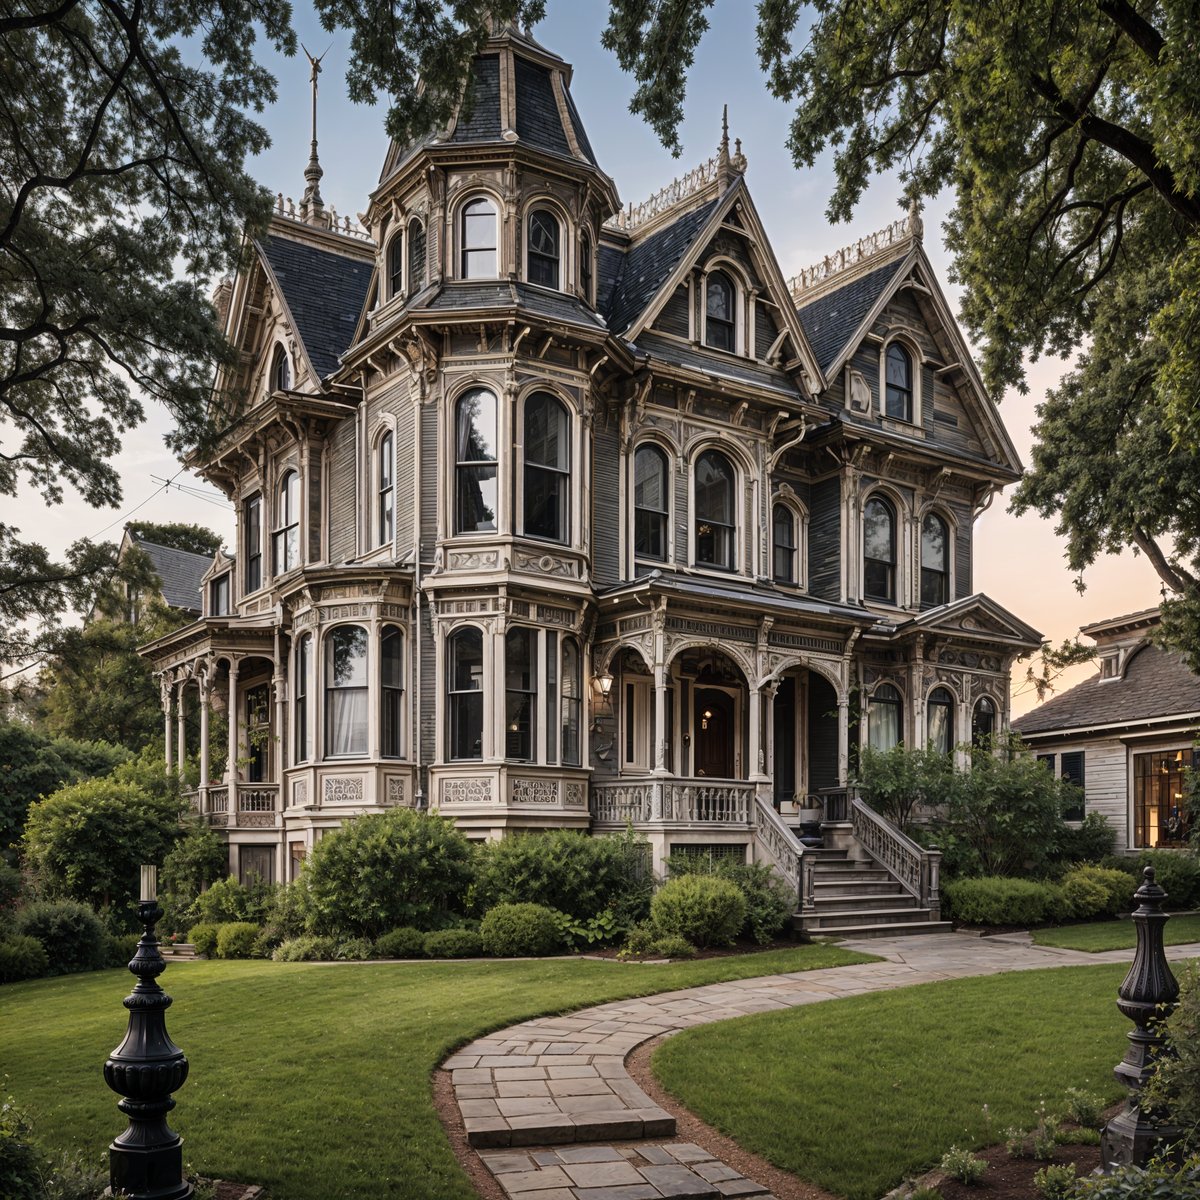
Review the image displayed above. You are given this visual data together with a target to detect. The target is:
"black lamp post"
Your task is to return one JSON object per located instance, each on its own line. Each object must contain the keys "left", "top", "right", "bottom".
{"left": 1100, "top": 866, "right": 1182, "bottom": 1170}
{"left": 104, "top": 864, "right": 193, "bottom": 1200}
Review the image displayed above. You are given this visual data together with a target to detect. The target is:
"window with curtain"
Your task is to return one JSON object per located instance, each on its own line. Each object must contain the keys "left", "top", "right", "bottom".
{"left": 921, "top": 512, "right": 949, "bottom": 607}
{"left": 885, "top": 343, "right": 913, "bottom": 421}
{"left": 246, "top": 684, "right": 271, "bottom": 781}
{"left": 868, "top": 684, "right": 903, "bottom": 751}
{"left": 580, "top": 230, "right": 593, "bottom": 302}
{"left": 294, "top": 634, "right": 310, "bottom": 763}
{"left": 694, "top": 449, "right": 735, "bottom": 570}
{"left": 972, "top": 696, "right": 996, "bottom": 748}
{"left": 447, "top": 628, "right": 484, "bottom": 760}
{"left": 407, "top": 220, "right": 426, "bottom": 295}
{"left": 505, "top": 627, "right": 536, "bottom": 761}
{"left": 325, "top": 625, "right": 368, "bottom": 757}
{"left": 272, "top": 470, "right": 299, "bottom": 575}
{"left": 527, "top": 209, "right": 560, "bottom": 289}
{"left": 387, "top": 232, "right": 403, "bottom": 298}
{"left": 244, "top": 493, "right": 262, "bottom": 593}
{"left": 270, "top": 345, "right": 291, "bottom": 392}
{"left": 772, "top": 504, "right": 797, "bottom": 583}
{"left": 705, "top": 271, "right": 735, "bottom": 352}
{"left": 863, "top": 496, "right": 896, "bottom": 603}
{"left": 634, "top": 445, "right": 668, "bottom": 561}
{"left": 926, "top": 686, "right": 954, "bottom": 754}
{"left": 561, "top": 637, "right": 581, "bottom": 766}
{"left": 455, "top": 388, "right": 498, "bottom": 532}
{"left": 381, "top": 625, "right": 403, "bottom": 758}
{"left": 524, "top": 392, "right": 570, "bottom": 542}
{"left": 461, "top": 197, "right": 497, "bottom": 278}
{"left": 378, "top": 431, "right": 394, "bottom": 547}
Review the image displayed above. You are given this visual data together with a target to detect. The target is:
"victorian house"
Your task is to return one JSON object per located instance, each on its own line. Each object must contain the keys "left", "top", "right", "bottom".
{"left": 141, "top": 22, "right": 1040, "bottom": 925}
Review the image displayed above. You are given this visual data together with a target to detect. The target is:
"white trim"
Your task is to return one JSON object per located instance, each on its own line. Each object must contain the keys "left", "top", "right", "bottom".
{"left": 878, "top": 333, "right": 923, "bottom": 425}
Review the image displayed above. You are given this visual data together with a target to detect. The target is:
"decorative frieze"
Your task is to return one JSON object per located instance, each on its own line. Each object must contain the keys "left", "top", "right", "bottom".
{"left": 538, "top": 604, "right": 574, "bottom": 626}
{"left": 564, "top": 782, "right": 586, "bottom": 808}
{"left": 319, "top": 604, "right": 371, "bottom": 623}
{"left": 511, "top": 777, "right": 559, "bottom": 805}
{"left": 292, "top": 779, "right": 308, "bottom": 806}
{"left": 236, "top": 812, "right": 275, "bottom": 828}
{"left": 385, "top": 776, "right": 406, "bottom": 806}
{"left": 448, "top": 550, "right": 498, "bottom": 570}
{"left": 514, "top": 551, "right": 577, "bottom": 578}
{"left": 768, "top": 631, "right": 843, "bottom": 655}
{"left": 441, "top": 777, "right": 493, "bottom": 804}
{"left": 665, "top": 617, "right": 756, "bottom": 643}
{"left": 323, "top": 776, "right": 364, "bottom": 803}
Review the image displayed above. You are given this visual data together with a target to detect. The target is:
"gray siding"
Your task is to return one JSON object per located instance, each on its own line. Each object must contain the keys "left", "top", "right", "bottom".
{"left": 592, "top": 421, "right": 621, "bottom": 585}
{"left": 396, "top": 399, "right": 416, "bottom": 553}
{"left": 652, "top": 285, "right": 690, "bottom": 339}
{"left": 808, "top": 477, "right": 841, "bottom": 601}
{"left": 954, "top": 503, "right": 972, "bottom": 599}
{"left": 327, "top": 417, "right": 357, "bottom": 564}
{"left": 807, "top": 672, "right": 839, "bottom": 792}
{"left": 420, "top": 403, "right": 438, "bottom": 561}
{"left": 307, "top": 454, "right": 322, "bottom": 563}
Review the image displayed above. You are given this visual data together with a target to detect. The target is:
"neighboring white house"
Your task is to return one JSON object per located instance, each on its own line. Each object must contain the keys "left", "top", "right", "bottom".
{"left": 1012, "top": 608, "right": 1198, "bottom": 851}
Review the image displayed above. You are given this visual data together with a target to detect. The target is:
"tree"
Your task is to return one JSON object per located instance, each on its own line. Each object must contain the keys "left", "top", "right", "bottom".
{"left": 125, "top": 522, "right": 224, "bottom": 557}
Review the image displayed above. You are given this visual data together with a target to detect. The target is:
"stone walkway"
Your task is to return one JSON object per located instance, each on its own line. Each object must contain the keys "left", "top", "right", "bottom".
{"left": 445, "top": 932, "right": 1200, "bottom": 1200}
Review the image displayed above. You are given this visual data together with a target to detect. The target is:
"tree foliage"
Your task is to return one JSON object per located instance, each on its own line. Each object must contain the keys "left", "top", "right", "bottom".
{"left": 125, "top": 522, "right": 224, "bottom": 557}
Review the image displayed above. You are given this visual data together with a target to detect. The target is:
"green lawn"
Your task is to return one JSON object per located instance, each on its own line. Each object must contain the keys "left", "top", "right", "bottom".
{"left": 0, "top": 945, "right": 871, "bottom": 1200}
{"left": 652, "top": 965, "right": 1147, "bottom": 1200}
{"left": 1031, "top": 912, "right": 1200, "bottom": 952}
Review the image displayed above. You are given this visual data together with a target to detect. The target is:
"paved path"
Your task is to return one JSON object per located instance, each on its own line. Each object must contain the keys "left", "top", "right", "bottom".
{"left": 445, "top": 932, "right": 1200, "bottom": 1200}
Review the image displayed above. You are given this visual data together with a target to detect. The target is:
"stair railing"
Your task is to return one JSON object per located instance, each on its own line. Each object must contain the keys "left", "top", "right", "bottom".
{"left": 850, "top": 795, "right": 942, "bottom": 919}
{"left": 752, "top": 791, "right": 815, "bottom": 913}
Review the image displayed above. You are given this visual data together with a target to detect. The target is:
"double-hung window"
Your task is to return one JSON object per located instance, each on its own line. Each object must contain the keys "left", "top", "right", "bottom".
{"left": 272, "top": 470, "right": 299, "bottom": 575}
{"left": 325, "top": 625, "right": 368, "bottom": 757}
{"left": 694, "top": 450, "right": 735, "bottom": 570}
{"left": 523, "top": 393, "right": 570, "bottom": 543}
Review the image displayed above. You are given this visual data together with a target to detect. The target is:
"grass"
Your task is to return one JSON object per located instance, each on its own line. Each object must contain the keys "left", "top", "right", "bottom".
{"left": 0, "top": 944, "right": 872, "bottom": 1200}
{"left": 652, "top": 964, "right": 1145, "bottom": 1200}
{"left": 1031, "top": 912, "right": 1200, "bottom": 952}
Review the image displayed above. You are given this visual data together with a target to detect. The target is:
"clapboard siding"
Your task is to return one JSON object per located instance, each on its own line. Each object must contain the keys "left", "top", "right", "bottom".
{"left": 592, "top": 421, "right": 621, "bottom": 585}
{"left": 808, "top": 477, "right": 841, "bottom": 601}
{"left": 652, "top": 285, "right": 690, "bottom": 339}
{"left": 418, "top": 595, "right": 437, "bottom": 765}
{"left": 420, "top": 403, "right": 438, "bottom": 561}
{"left": 395, "top": 399, "right": 416, "bottom": 552}
{"left": 327, "top": 417, "right": 357, "bottom": 564}
{"left": 954, "top": 503, "right": 972, "bottom": 599}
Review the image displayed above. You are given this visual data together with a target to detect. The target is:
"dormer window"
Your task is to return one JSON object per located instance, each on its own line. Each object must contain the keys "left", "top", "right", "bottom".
{"left": 387, "top": 232, "right": 403, "bottom": 299}
{"left": 461, "top": 197, "right": 497, "bottom": 279}
{"left": 527, "top": 209, "right": 560, "bottom": 289}
{"left": 705, "top": 270, "right": 735, "bottom": 352}
{"left": 210, "top": 573, "right": 230, "bottom": 616}
{"left": 1100, "top": 654, "right": 1118, "bottom": 680}
{"left": 885, "top": 343, "right": 913, "bottom": 421}
{"left": 270, "top": 345, "right": 291, "bottom": 393}
{"left": 407, "top": 219, "right": 426, "bottom": 295}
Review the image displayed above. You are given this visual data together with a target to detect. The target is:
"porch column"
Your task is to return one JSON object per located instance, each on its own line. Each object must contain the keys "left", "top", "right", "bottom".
{"left": 227, "top": 658, "right": 241, "bottom": 784}
{"left": 175, "top": 680, "right": 187, "bottom": 770}
{"left": 161, "top": 678, "right": 174, "bottom": 772}
{"left": 837, "top": 697, "right": 850, "bottom": 785}
{"left": 198, "top": 669, "right": 212, "bottom": 805}
{"left": 273, "top": 628, "right": 288, "bottom": 778}
{"left": 652, "top": 664, "right": 668, "bottom": 776}
{"left": 763, "top": 682, "right": 778, "bottom": 794}
{"left": 748, "top": 684, "right": 765, "bottom": 782}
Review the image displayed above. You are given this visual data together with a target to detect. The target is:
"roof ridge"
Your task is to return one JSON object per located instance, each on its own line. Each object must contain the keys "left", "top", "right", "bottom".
{"left": 789, "top": 211, "right": 921, "bottom": 305}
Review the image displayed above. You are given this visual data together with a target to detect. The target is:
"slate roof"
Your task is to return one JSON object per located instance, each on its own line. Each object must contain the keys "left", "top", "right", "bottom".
{"left": 602, "top": 199, "right": 719, "bottom": 335}
{"left": 1013, "top": 644, "right": 1200, "bottom": 735}
{"left": 260, "top": 235, "right": 372, "bottom": 380}
{"left": 417, "top": 281, "right": 606, "bottom": 330}
{"left": 631, "top": 331, "right": 801, "bottom": 397}
{"left": 450, "top": 55, "right": 502, "bottom": 144}
{"left": 514, "top": 56, "right": 571, "bottom": 156}
{"left": 129, "top": 535, "right": 214, "bottom": 613}
{"left": 795, "top": 257, "right": 908, "bottom": 375}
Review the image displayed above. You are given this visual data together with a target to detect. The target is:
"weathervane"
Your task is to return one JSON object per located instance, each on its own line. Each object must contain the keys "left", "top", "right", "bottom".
{"left": 299, "top": 43, "right": 331, "bottom": 224}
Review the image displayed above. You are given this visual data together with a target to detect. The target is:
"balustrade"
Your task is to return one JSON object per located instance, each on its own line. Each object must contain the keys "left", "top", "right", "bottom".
{"left": 851, "top": 795, "right": 942, "bottom": 915}
{"left": 590, "top": 779, "right": 753, "bottom": 825}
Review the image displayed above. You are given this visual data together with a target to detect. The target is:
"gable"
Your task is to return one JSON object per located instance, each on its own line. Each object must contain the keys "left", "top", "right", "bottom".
{"left": 796, "top": 258, "right": 907, "bottom": 377}
{"left": 899, "top": 594, "right": 1042, "bottom": 649}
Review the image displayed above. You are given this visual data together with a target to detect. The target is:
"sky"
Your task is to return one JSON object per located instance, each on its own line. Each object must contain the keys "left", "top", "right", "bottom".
{"left": 15, "top": 3, "right": 1163, "bottom": 714}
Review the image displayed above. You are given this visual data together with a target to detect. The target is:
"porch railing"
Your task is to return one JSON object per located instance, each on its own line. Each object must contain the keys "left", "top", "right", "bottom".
{"left": 851, "top": 795, "right": 942, "bottom": 917}
{"left": 752, "top": 791, "right": 806, "bottom": 905}
{"left": 590, "top": 779, "right": 754, "bottom": 824}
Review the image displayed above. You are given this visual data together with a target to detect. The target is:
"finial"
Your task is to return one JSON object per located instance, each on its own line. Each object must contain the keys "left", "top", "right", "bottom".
{"left": 717, "top": 104, "right": 732, "bottom": 186}
{"left": 732, "top": 136, "right": 747, "bottom": 174}
{"left": 299, "top": 43, "right": 331, "bottom": 227}
{"left": 907, "top": 195, "right": 923, "bottom": 242}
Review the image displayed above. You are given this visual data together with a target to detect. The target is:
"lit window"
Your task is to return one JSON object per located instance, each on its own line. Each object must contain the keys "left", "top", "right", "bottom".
{"left": 455, "top": 389, "right": 498, "bottom": 533}
{"left": 272, "top": 470, "right": 300, "bottom": 575}
{"left": 523, "top": 392, "right": 570, "bottom": 543}
{"left": 378, "top": 431, "right": 394, "bottom": 548}
{"left": 294, "top": 634, "right": 310, "bottom": 763}
{"left": 407, "top": 220, "right": 426, "bottom": 295}
{"left": 634, "top": 445, "right": 668, "bottom": 561}
{"left": 325, "top": 625, "right": 368, "bottom": 756}
{"left": 270, "top": 345, "right": 291, "bottom": 392}
{"left": 921, "top": 512, "right": 948, "bottom": 607}
{"left": 505, "top": 627, "right": 536, "bottom": 761}
{"left": 244, "top": 494, "right": 262, "bottom": 593}
{"left": 772, "top": 504, "right": 797, "bottom": 583}
{"left": 694, "top": 449, "right": 735, "bottom": 570}
{"left": 461, "top": 197, "right": 497, "bottom": 279}
{"left": 381, "top": 625, "right": 403, "bottom": 758}
{"left": 863, "top": 496, "right": 896, "bottom": 603}
{"left": 868, "top": 683, "right": 903, "bottom": 751}
{"left": 527, "top": 209, "right": 560, "bottom": 289}
{"left": 885, "top": 343, "right": 913, "bottom": 421}
{"left": 387, "top": 233, "right": 403, "bottom": 298}
{"left": 926, "top": 687, "right": 954, "bottom": 754}
{"left": 705, "top": 271, "right": 735, "bottom": 352}
{"left": 447, "top": 628, "right": 484, "bottom": 761}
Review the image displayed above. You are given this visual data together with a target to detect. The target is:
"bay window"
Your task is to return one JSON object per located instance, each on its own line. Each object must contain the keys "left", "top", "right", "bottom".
{"left": 523, "top": 392, "right": 570, "bottom": 543}
{"left": 325, "top": 625, "right": 368, "bottom": 757}
{"left": 447, "top": 628, "right": 484, "bottom": 760}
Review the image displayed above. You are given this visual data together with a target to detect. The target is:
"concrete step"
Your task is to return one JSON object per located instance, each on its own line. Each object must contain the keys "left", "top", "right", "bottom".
{"left": 806, "top": 906, "right": 931, "bottom": 929}
{"left": 817, "top": 920, "right": 954, "bottom": 940}
{"left": 812, "top": 893, "right": 912, "bottom": 912}
{"left": 813, "top": 879, "right": 905, "bottom": 896}
{"left": 810, "top": 866, "right": 892, "bottom": 883}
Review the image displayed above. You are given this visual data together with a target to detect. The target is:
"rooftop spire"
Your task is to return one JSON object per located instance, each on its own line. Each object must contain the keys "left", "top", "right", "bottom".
{"left": 717, "top": 104, "right": 731, "bottom": 185}
{"left": 299, "top": 44, "right": 328, "bottom": 226}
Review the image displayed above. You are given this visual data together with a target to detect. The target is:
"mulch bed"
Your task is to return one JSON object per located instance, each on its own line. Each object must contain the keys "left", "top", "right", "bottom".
{"left": 928, "top": 1141, "right": 1102, "bottom": 1199}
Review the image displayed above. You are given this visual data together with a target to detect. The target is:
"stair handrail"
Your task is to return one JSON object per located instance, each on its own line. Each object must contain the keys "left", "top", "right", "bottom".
{"left": 752, "top": 791, "right": 815, "bottom": 912}
{"left": 850, "top": 795, "right": 942, "bottom": 917}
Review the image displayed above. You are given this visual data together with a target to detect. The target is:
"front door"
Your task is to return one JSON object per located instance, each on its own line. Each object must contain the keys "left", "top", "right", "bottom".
{"left": 694, "top": 688, "right": 735, "bottom": 778}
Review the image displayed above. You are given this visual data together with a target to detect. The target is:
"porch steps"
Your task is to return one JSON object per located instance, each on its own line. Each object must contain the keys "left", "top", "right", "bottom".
{"left": 795, "top": 847, "right": 952, "bottom": 940}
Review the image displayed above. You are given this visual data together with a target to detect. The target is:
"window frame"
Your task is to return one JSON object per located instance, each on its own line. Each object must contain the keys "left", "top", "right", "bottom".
{"left": 386, "top": 231, "right": 404, "bottom": 300}
{"left": 377, "top": 429, "right": 395, "bottom": 549}
{"left": 504, "top": 626, "right": 538, "bottom": 762}
{"left": 270, "top": 344, "right": 291, "bottom": 393}
{"left": 446, "top": 626, "right": 485, "bottom": 761}
{"left": 692, "top": 448, "right": 738, "bottom": 572}
{"left": 971, "top": 695, "right": 997, "bottom": 748}
{"left": 772, "top": 502, "right": 798, "bottom": 584}
{"left": 703, "top": 269, "right": 737, "bottom": 354}
{"left": 324, "top": 624, "right": 369, "bottom": 759}
{"left": 381, "top": 624, "right": 404, "bottom": 759}
{"left": 580, "top": 228, "right": 593, "bottom": 304}
{"left": 272, "top": 468, "right": 300, "bottom": 577}
{"left": 926, "top": 686, "right": 954, "bottom": 755}
{"left": 244, "top": 493, "right": 262, "bottom": 594}
{"left": 460, "top": 195, "right": 498, "bottom": 280}
{"left": 209, "top": 573, "right": 230, "bottom": 616}
{"left": 454, "top": 387, "right": 499, "bottom": 535}
{"left": 920, "top": 510, "right": 950, "bottom": 607}
{"left": 867, "top": 683, "right": 904, "bottom": 752}
{"left": 561, "top": 636, "right": 582, "bottom": 767}
{"left": 526, "top": 207, "right": 562, "bottom": 290}
{"left": 633, "top": 443, "right": 670, "bottom": 564}
{"left": 407, "top": 218, "right": 426, "bottom": 296}
{"left": 521, "top": 391, "right": 571, "bottom": 544}
{"left": 863, "top": 494, "right": 897, "bottom": 604}
{"left": 883, "top": 341, "right": 914, "bottom": 422}
{"left": 294, "top": 633, "right": 311, "bottom": 764}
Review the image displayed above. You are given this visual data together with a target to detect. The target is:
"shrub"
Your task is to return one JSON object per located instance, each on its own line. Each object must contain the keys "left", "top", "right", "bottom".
{"left": 857, "top": 744, "right": 956, "bottom": 831}
{"left": 666, "top": 854, "right": 792, "bottom": 944}
{"left": 943, "top": 876, "right": 1063, "bottom": 926}
{"left": 1053, "top": 813, "right": 1115, "bottom": 865}
{"left": 550, "top": 907, "right": 623, "bottom": 950}
{"left": 272, "top": 934, "right": 338, "bottom": 962}
{"left": 1144, "top": 962, "right": 1200, "bottom": 1152}
{"left": 1034, "top": 1163, "right": 1076, "bottom": 1199}
{"left": 1062, "top": 1087, "right": 1105, "bottom": 1128}
{"left": 334, "top": 937, "right": 374, "bottom": 961}
{"left": 0, "top": 863, "right": 22, "bottom": 917}
{"left": 15, "top": 900, "right": 106, "bottom": 974}
{"left": 192, "top": 875, "right": 273, "bottom": 926}
{"left": 620, "top": 921, "right": 659, "bottom": 957}
{"left": 1004, "top": 1127, "right": 1028, "bottom": 1158}
{"left": 0, "top": 1098, "right": 42, "bottom": 1200}
{"left": 649, "top": 933, "right": 696, "bottom": 959}
{"left": 215, "top": 921, "right": 260, "bottom": 959}
{"left": 1060, "top": 866, "right": 1133, "bottom": 918}
{"left": 1032, "top": 1101, "right": 1059, "bottom": 1160}
{"left": 423, "top": 928, "right": 484, "bottom": 958}
{"left": 374, "top": 926, "right": 426, "bottom": 959}
{"left": 159, "top": 824, "right": 228, "bottom": 933}
{"left": 1072, "top": 1156, "right": 1200, "bottom": 1199}
{"left": 480, "top": 903, "right": 563, "bottom": 957}
{"left": 0, "top": 936, "right": 48, "bottom": 983}
{"left": 651, "top": 875, "right": 746, "bottom": 948}
{"left": 104, "top": 932, "right": 141, "bottom": 968}
{"left": 187, "top": 921, "right": 219, "bottom": 958}
{"left": 1101, "top": 852, "right": 1200, "bottom": 910}
{"left": 300, "top": 808, "right": 473, "bottom": 937}
{"left": 254, "top": 883, "right": 306, "bottom": 954}
{"left": 470, "top": 828, "right": 652, "bottom": 925}
{"left": 939, "top": 1145, "right": 987, "bottom": 1184}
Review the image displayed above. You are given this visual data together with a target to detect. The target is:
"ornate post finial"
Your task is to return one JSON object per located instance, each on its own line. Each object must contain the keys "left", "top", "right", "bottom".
{"left": 717, "top": 104, "right": 732, "bottom": 186}
{"left": 907, "top": 195, "right": 924, "bottom": 242}
{"left": 299, "top": 44, "right": 329, "bottom": 226}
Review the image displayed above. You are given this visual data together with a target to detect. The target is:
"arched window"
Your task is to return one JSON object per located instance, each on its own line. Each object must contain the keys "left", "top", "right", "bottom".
{"left": 863, "top": 496, "right": 896, "bottom": 603}
{"left": 921, "top": 512, "right": 949, "bottom": 607}
{"left": 381, "top": 625, "right": 403, "bottom": 758}
{"left": 580, "top": 229, "right": 593, "bottom": 303}
{"left": 705, "top": 270, "right": 735, "bottom": 352}
{"left": 561, "top": 638, "right": 581, "bottom": 766}
{"left": 972, "top": 696, "right": 997, "bottom": 748}
{"left": 294, "top": 634, "right": 311, "bottom": 764}
{"left": 455, "top": 388, "right": 498, "bottom": 533}
{"left": 270, "top": 345, "right": 291, "bottom": 392}
{"left": 505, "top": 627, "right": 536, "bottom": 761}
{"left": 325, "top": 625, "right": 368, "bottom": 756}
{"left": 447, "top": 628, "right": 484, "bottom": 760}
{"left": 523, "top": 392, "right": 570, "bottom": 543}
{"left": 773, "top": 504, "right": 797, "bottom": 584}
{"left": 885, "top": 343, "right": 913, "bottom": 421}
{"left": 633, "top": 445, "right": 668, "bottom": 561}
{"left": 461, "top": 196, "right": 497, "bottom": 278}
{"left": 407, "top": 219, "right": 426, "bottom": 295}
{"left": 387, "top": 232, "right": 404, "bottom": 299}
{"left": 927, "top": 686, "right": 954, "bottom": 755}
{"left": 868, "top": 683, "right": 903, "bottom": 751}
{"left": 244, "top": 493, "right": 262, "bottom": 593}
{"left": 527, "top": 209, "right": 560, "bottom": 289}
{"left": 694, "top": 449, "right": 735, "bottom": 570}
{"left": 272, "top": 469, "right": 299, "bottom": 575}
{"left": 378, "top": 431, "right": 394, "bottom": 548}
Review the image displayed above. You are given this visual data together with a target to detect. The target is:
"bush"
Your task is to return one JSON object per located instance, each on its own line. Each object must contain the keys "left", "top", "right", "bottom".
{"left": 423, "top": 928, "right": 484, "bottom": 958}
{"left": 549, "top": 907, "right": 623, "bottom": 950}
{"left": 649, "top": 933, "right": 696, "bottom": 959}
{"left": 1034, "top": 1163, "right": 1076, "bottom": 1199}
{"left": 104, "top": 932, "right": 141, "bottom": 968}
{"left": 1060, "top": 866, "right": 1132, "bottom": 919}
{"left": 857, "top": 744, "right": 957, "bottom": 830}
{"left": 479, "top": 902, "right": 563, "bottom": 957}
{"left": 1101, "top": 851, "right": 1200, "bottom": 909}
{"left": 1144, "top": 963, "right": 1200, "bottom": 1152}
{"left": 470, "top": 828, "right": 652, "bottom": 925}
{"left": 620, "top": 921, "right": 658, "bottom": 956}
{"left": 651, "top": 875, "right": 746, "bottom": 948}
{"left": 215, "top": 921, "right": 260, "bottom": 959}
{"left": 159, "top": 824, "right": 228, "bottom": 933}
{"left": 187, "top": 921, "right": 219, "bottom": 957}
{"left": 1053, "top": 813, "right": 1115, "bottom": 865}
{"left": 0, "top": 936, "right": 48, "bottom": 983}
{"left": 1062, "top": 1087, "right": 1105, "bottom": 1128}
{"left": 272, "top": 935, "right": 338, "bottom": 962}
{"left": 15, "top": 900, "right": 106, "bottom": 974}
{"left": 0, "top": 1098, "right": 42, "bottom": 1200}
{"left": 334, "top": 937, "right": 374, "bottom": 961}
{"left": 374, "top": 926, "right": 427, "bottom": 959}
{"left": 939, "top": 1145, "right": 987, "bottom": 1184}
{"left": 666, "top": 854, "right": 792, "bottom": 944}
{"left": 254, "top": 883, "right": 305, "bottom": 955}
{"left": 1072, "top": 1156, "right": 1200, "bottom": 1199}
{"left": 300, "top": 808, "right": 473, "bottom": 938}
{"left": 192, "top": 875, "right": 274, "bottom": 926}
{"left": 943, "top": 876, "right": 1064, "bottom": 926}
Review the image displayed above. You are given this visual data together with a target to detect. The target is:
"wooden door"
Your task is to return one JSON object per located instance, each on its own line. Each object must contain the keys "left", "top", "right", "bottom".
{"left": 694, "top": 688, "right": 735, "bottom": 778}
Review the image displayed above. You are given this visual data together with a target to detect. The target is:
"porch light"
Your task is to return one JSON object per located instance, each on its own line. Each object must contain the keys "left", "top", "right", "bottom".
{"left": 595, "top": 672, "right": 614, "bottom": 698}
